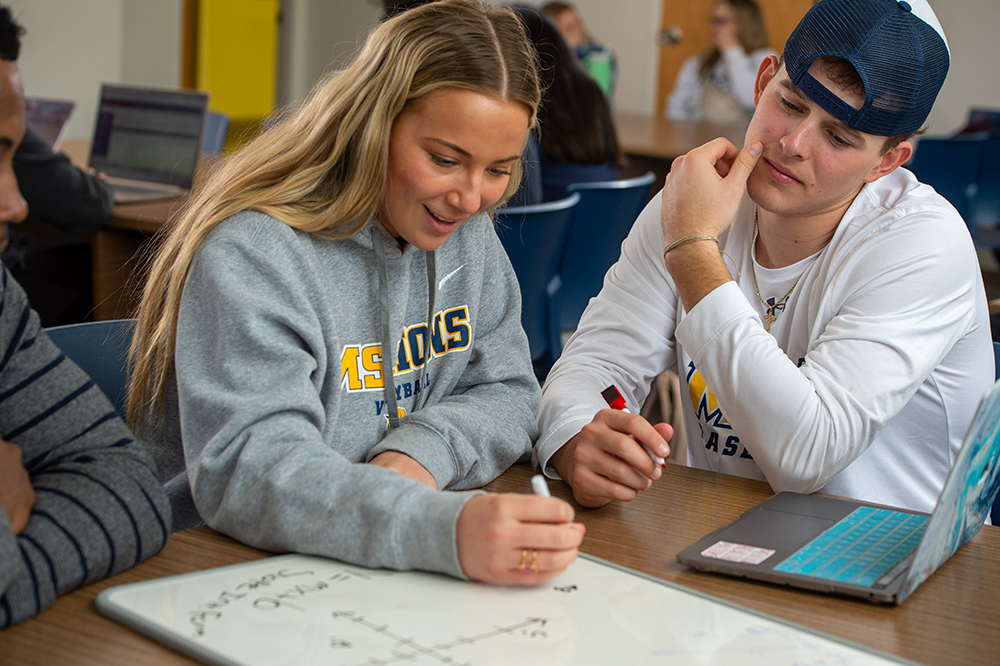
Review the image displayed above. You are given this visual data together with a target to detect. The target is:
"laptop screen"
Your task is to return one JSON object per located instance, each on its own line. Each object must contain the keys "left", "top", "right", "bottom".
{"left": 89, "top": 84, "right": 209, "bottom": 188}
{"left": 900, "top": 378, "right": 1000, "bottom": 600}
{"left": 25, "top": 97, "right": 74, "bottom": 150}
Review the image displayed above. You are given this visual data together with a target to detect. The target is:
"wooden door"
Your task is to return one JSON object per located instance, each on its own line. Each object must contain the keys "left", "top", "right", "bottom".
{"left": 656, "top": 0, "right": 815, "bottom": 116}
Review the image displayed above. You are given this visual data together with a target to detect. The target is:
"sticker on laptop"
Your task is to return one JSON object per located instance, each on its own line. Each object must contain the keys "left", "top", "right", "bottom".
{"left": 700, "top": 541, "right": 775, "bottom": 565}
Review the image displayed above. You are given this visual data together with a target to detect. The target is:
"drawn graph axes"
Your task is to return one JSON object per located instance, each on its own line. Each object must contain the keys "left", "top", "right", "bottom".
{"left": 330, "top": 612, "right": 548, "bottom": 666}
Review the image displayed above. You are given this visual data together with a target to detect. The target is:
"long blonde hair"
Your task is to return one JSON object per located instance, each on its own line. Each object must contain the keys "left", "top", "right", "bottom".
{"left": 126, "top": 0, "right": 540, "bottom": 426}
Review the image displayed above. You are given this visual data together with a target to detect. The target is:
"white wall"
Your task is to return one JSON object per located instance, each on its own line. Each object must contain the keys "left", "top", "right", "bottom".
{"left": 8, "top": 0, "right": 182, "bottom": 141}
{"left": 7, "top": 0, "right": 999, "bottom": 141}
{"left": 925, "top": 0, "right": 999, "bottom": 135}
{"left": 277, "top": 0, "right": 382, "bottom": 107}
{"left": 547, "top": 0, "right": 662, "bottom": 114}
{"left": 11, "top": 0, "right": 124, "bottom": 141}
{"left": 121, "top": 2, "right": 183, "bottom": 90}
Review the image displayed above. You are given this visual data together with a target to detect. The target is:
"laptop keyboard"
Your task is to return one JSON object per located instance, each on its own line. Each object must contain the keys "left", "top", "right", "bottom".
{"left": 774, "top": 506, "right": 927, "bottom": 587}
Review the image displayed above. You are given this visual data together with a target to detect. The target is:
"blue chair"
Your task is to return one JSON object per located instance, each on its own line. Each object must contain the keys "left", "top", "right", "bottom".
{"left": 495, "top": 193, "right": 579, "bottom": 382}
{"left": 967, "top": 136, "right": 1000, "bottom": 248}
{"left": 44, "top": 319, "right": 136, "bottom": 417}
{"left": 556, "top": 171, "right": 656, "bottom": 334}
{"left": 907, "top": 135, "right": 988, "bottom": 236}
{"left": 202, "top": 110, "right": 230, "bottom": 154}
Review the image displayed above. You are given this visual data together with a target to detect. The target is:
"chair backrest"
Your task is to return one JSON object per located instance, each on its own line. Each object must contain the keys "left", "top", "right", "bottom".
{"left": 44, "top": 319, "right": 136, "bottom": 417}
{"left": 201, "top": 110, "right": 230, "bottom": 154}
{"left": 495, "top": 193, "right": 579, "bottom": 381}
{"left": 907, "top": 135, "right": 988, "bottom": 238}
{"left": 557, "top": 171, "right": 656, "bottom": 332}
{"left": 960, "top": 108, "right": 1000, "bottom": 135}
{"left": 968, "top": 136, "right": 1000, "bottom": 240}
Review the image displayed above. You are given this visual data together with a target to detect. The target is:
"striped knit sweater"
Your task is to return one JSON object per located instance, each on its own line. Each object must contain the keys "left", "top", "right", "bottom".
{"left": 0, "top": 264, "right": 171, "bottom": 628}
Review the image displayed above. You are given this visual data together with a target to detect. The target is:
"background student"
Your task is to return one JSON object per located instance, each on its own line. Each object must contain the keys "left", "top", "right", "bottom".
{"left": 0, "top": 12, "right": 114, "bottom": 326}
{"left": 666, "top": 0, "right": 775, "bottom": 124}
{"left": 511, "top": 5, "right": 622, "bottom": 205}
{"left": 542, "top": 1, "right": 617, "bottom": 99}
{"left": 537, "top": 0, "right": 992, "bottom": 515}
{"left": 0, "top": 5, "right": 170, "bottom": 628}
{"left": 3, "top": 124, "right": 114, "bottom": 326}
{"left": 128, "top": 0, "right": 582, "bottom": 586}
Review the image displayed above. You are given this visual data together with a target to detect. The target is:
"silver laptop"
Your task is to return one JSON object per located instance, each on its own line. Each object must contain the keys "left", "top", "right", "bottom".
{"left": 88, "top": 84, "right": 209, "bottom": 204}
{"left": 25, "top": 97, "right": 74, "bottom": 150}
{"left": 678, "top": 378, "right": 1000, "bottom": 604}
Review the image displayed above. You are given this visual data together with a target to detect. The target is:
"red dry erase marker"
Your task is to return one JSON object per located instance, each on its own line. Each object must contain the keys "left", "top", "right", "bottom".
{"left": 601, "top": 385, "right": 666, "bottom": 468}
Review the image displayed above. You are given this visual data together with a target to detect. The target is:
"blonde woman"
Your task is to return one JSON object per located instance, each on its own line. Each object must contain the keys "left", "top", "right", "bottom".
{"left": 128, "top": 0, "right": 583, "bottom": 585}
{"left": 667, "top": 0, "right": 775, "bottom": 124}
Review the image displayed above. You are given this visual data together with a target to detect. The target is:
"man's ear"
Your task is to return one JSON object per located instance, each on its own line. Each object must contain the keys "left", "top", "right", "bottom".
{"left": 754, "top": 55, "right": 780, "bottom": 107}
{"left": 865, "top": 140, "right": 914, "bottom": 184}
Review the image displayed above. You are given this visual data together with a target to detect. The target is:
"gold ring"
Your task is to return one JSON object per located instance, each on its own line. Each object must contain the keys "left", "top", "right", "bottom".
{"left": 518, "top": 549, "right": 538, "bottom": 574}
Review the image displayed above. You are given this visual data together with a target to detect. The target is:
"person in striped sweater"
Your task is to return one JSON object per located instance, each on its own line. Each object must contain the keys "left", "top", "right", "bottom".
{"left": 0, "top": 5, "right": 171, "bottom": 628}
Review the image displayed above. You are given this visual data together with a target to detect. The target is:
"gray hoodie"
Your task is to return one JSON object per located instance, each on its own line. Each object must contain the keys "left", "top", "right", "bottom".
{"left": 146, "top": 210, "right": 539, "bottom": 578}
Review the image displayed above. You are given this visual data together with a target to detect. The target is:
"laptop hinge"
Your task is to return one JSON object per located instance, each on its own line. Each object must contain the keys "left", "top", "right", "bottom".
{"left": 872, "top": 551, "right": 916, "bottom": 589}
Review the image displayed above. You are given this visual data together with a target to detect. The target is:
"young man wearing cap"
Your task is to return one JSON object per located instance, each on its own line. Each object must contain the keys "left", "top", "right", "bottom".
{"left": 536, "top": 0, "right": 994, "bottom": 514}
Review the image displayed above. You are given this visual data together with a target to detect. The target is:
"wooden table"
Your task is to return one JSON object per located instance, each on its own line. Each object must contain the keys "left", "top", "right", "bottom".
{"left": 612, "top": 111, "right": 750, "bottom": 192}
{"left": 91, "top": 198, "right": 186, "bottom": 321}
{"left": 613, "top": 111, "right": 749, "bottom": 161}
{"left": 2, "top": 463, "right": 996, "bottom": 665}
{"left": 91, "top": 151, "right": 225, "bottom": 321}
{"left": 56, "top": 139, "right": 206, "bottom": 321}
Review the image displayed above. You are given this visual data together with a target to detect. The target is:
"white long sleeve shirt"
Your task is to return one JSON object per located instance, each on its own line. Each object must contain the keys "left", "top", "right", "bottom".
{"left": 537, "top": 168, "right": 993, "bottom": 513}
{"left": 667, "top": 46, "right": 776, "bottom": 122}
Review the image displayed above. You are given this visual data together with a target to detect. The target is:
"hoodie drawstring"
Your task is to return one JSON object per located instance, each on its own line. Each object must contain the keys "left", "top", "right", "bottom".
{"left": 373, "top": 228, "right": 437, "bottom": 428}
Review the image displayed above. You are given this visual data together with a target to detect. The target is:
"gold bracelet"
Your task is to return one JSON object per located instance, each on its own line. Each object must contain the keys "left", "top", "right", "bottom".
{"left": 663, "top": 234, "right": 718, "bottom": 258}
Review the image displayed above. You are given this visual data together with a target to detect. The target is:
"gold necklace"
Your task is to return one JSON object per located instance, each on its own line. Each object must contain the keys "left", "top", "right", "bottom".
{"left": 750, "top": 207, "right": 804, "bottom": 332}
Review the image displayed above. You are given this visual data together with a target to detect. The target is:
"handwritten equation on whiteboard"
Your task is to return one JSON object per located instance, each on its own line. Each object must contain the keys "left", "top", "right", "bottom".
{"left": 97, "top": 554, "right": 905, "bottom": 666}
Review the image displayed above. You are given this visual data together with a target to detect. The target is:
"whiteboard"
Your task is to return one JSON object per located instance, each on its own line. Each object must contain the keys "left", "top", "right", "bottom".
{"left": 96, "top": 553, "right": 914, "bottom": 666}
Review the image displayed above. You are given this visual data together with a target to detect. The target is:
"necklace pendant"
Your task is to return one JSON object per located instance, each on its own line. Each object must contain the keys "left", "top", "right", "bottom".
{"left": 763, "top": 310, "right": 776, "bottom": 331}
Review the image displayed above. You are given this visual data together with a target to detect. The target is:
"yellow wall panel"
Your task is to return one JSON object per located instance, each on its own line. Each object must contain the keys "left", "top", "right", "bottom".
{"left": 197, "top": 0, "right": 279, "bottom": 121}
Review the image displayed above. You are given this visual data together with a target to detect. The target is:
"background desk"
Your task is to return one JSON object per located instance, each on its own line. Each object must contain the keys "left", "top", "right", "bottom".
{"left": 91, "top": 199, "right": 184, "bottom": 321}
{"left": 614, "top": 112, "right": 749, "bottom": 161}
{"left": 56, "top": 139, "right": 202, "bottom": 321}
{"left": 613, "top": 111, "right": 749, "bottom": 188}
{"left": 1, "top": 463, "right": 996, "bottom": 665}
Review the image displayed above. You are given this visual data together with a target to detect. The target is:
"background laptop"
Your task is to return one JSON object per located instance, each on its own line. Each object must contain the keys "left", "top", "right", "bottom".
{"left": 678, "top": 379, "right": 1000, "bottom": 604}
{"left": 25, "top": 97, "right": 74, "bottom": 150}
{"left": 88, "top": 84, "right": 209, "bottom": 204}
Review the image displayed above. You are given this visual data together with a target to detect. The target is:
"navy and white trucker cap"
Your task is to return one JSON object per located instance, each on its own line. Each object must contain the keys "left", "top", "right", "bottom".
{"left": 783, "top": 0, "right": 949, "bottom": 137}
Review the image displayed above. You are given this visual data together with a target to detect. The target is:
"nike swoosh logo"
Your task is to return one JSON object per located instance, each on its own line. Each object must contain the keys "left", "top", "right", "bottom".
{"left": 438, "top": 265, "right": 466, "bottom": 290}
